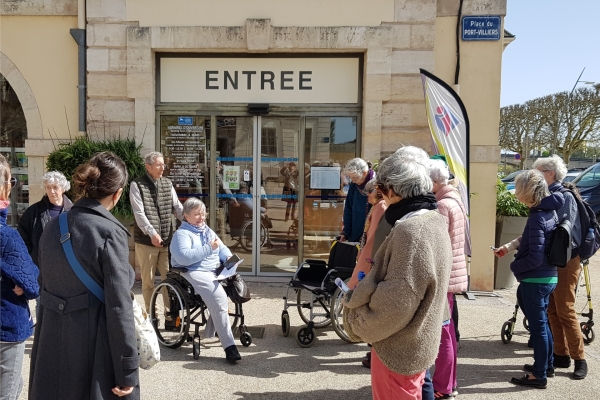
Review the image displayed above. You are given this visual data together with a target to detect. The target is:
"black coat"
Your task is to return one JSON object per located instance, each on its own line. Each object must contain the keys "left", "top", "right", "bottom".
{"left": 29, "top": 198, "right": 140, "bottom": 400}
{"left": 17, "top": 194, "right": 73, "bottom": 268}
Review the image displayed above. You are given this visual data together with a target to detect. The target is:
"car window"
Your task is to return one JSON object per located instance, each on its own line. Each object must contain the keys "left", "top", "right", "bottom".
{"left": 501, "top": 170, "right": 524, "bottom": 181}
{"left": 573, "top": 164, "right": 600, "bottom": 188}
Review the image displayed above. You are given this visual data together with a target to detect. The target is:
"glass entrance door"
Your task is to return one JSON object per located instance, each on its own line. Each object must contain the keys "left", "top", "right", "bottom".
{"left": 160, "top": 114, "right": 357, "bottom": 277}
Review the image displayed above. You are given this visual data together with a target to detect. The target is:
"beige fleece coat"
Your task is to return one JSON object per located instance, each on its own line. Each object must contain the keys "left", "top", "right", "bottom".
{"left": 343, "top": 210, "right": 453, "bottom": 375}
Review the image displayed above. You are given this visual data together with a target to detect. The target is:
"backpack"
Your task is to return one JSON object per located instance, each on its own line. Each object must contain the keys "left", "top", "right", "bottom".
{"left": 547, "top": 212, "right": 572, "bottom": 268}
{"left": 561, "top": 186, "right": 600, "bottom": 261}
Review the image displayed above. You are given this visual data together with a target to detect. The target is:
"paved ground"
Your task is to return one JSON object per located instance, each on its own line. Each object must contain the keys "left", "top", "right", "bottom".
{"left": 18, "top": 257, "right": 600, "bottom": 399}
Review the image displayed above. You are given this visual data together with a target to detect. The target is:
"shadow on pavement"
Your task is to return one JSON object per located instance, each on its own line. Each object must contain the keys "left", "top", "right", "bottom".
{"left": 233, "top": 387, "right": 372, "bottom": 400}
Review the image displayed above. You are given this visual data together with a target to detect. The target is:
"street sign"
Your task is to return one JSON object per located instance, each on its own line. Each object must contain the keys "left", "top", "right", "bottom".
{"left": 462, "top": 16, "right": 501, "bottom": 41}
{"left": 514, "top": 153, "right": 521, "bottom": 160}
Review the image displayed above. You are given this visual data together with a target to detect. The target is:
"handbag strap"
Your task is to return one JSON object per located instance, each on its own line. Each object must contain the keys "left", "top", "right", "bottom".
{"left": 59, "top": 213, "right": 105, "bottom": 304}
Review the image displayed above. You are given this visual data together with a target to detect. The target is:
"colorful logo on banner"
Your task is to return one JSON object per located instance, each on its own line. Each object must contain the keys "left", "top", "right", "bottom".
{"left": 434, "top": 106, "right": 460, "bottom": 136}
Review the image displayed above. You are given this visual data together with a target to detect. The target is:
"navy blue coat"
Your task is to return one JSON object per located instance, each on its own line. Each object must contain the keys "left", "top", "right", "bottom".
{"left": 0, "top": 208, "right": 40, "bottom": 342}
{"left": 343, "top": 183, "right": 371, "bottom": 242}
{"left": 511, "top": 192, "right": 565, "bottom": 281}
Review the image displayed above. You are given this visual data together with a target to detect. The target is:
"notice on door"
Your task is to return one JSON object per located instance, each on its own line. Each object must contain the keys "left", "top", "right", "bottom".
{"left": 223, "top": 166, "right": 240, "bottom": 190}
{"left": 310, "top": 166, "right": 341, "bottom": 190}
{"left": 160, "top": 57, "right": 360, "bottom": 104}
{"left": 162, "top": 116, "right": 206, "bottom": 191}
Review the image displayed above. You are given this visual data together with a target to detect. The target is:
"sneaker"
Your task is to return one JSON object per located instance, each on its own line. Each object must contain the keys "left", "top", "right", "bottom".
{"left": 523, "top": 364, "right": 554, "bottom": 377}
{"left": 225, "top": 345, "right": 241, "bottom": 363}
{"left": 361, "top": 358, "right": 371, "bottom": 369}
{"left": 573, "top": 359, "right": 587, "bottom": 380}
{"left": 433, "top": 391, "right": 454, "bottom": 399}
{"left": 452, "top": 388, "right": 458, "bottom": 396}
{"left": 553, "top": 353, "right": 571, "bottom": 368}
{"left": 510, "top": 374, "right": 547, "bottom": 389}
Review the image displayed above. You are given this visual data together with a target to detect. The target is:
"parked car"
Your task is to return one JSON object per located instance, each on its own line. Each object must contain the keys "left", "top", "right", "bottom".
{"left": 563, "top": 169, "right": 583, "bottom": 183}
{"left": 573, "top": 163, "right": 600, "bottom": 217}
{"left": 501, "top": 170, "right": 525, "bottom": 192}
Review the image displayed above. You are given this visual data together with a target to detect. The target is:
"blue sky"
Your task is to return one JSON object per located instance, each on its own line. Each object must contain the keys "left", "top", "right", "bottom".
{"left": 501, "top": 0, "right": 600, "bottom": 107}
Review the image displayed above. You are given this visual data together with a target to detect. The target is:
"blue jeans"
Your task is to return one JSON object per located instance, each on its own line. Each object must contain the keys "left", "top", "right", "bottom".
{"left": 422, "top": 369, "right": 434, "bottom": 400}
{"left": 0, "top": 340, "right": 25, "bottom": 400}
{"left": 517, "top": 282, "right": 556, "bottom": 380}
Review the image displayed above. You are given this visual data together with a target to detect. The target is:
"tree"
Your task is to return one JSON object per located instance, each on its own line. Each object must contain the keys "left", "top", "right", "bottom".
{"left": 556, "top": 88, "right": 600, "bottom": 163}
{"left": 499, "top": 100, "right": 547, "bottom": 169}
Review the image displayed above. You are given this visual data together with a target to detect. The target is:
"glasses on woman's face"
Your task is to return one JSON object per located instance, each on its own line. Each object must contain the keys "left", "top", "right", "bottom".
{"left": 1, "top": 177, "right": 16, "bottom": 188}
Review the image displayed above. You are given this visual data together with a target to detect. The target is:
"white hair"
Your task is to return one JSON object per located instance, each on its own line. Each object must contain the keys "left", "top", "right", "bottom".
{"left": 428, "top": 159, "right": 450, "bottom": 185}
{"left": 394, "top": 146, "right": 430, "bottom": 164}
{"left": 144, "top": 151, "right": 164, "bottom": 165}
{"left": 377, "top": 155, "right": 432, "bottom": 198}
{"left": 514, "top": 169, "right": 549, "bottom": 207}
{"left": 343, "top": 158, "right": 369, "bottom": 176}
{"left": 182, "top": 197, "right": 206, "bottom": 218}
{"left": 41, "top": 171, "right": 70, "bottom": 191}
{"left": 532, "top": 155, "right": 568, "bottom": 182}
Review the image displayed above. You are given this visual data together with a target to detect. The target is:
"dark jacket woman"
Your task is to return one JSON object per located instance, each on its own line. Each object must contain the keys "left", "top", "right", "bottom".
{"left": 29, "top": 198, "right": 139, "bottom": 400}
{"left": 510, "top": 193, "right": 564, "bottom": 282}
{"left": 18, "top": 194, "right": 73, "bottom": 268}
{"left": 1, "top": 207, "right": 40, "bottom": 342}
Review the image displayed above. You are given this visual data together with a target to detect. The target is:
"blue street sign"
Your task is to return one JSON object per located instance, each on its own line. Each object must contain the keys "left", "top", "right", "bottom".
{"left": 178, "top": 116, "right": 193, "bottom": 125}
{"left": 514, "top": 153, "right": 521, "bottom": 160}
{"left": 462, "top": 16, "right": 501, "bottom": 41}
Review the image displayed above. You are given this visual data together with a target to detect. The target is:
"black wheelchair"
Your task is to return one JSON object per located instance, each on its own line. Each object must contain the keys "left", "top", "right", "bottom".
{"left": 149, "top": 268, "right": 252, "bottom": 360}
{"left": 281, "top": 240, "right": 359, "bottom": 347}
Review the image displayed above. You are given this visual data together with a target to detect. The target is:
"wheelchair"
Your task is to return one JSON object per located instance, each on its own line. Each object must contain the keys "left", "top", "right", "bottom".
{"left": 228, "top": 199, "right": 271, "bottom": 252}
{"left": 149, "top": 268, "right": 252, "bottom": 360}
{"left": 281, "top": 240, "right": 359, "bottom": 347}
{"left": 501, "top": 259, "right": 595, "bottom": 344}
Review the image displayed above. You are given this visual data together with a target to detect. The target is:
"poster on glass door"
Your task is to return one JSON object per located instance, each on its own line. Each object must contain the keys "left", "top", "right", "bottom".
{"left": 223, "top": 166, "right": 240, "bottom": 190}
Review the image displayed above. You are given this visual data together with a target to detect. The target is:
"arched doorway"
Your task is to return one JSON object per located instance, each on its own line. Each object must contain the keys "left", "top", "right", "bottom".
{"left": 0, "top": 73, "right": 29, "bottom": 227}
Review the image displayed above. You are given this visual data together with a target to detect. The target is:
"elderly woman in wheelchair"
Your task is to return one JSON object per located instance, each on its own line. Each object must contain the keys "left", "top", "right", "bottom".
{"left": 168, "top": 197, "right": 242, "bottom": 362}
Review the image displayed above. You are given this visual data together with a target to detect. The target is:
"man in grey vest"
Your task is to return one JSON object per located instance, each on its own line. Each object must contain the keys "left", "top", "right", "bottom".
{"left": 130, "top": 151, "right": 184, "bottom": 312}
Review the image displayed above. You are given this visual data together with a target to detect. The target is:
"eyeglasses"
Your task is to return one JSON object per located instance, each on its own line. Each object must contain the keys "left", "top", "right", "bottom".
{"left": 0, "top": 177, "right": 16, "bottom": 188}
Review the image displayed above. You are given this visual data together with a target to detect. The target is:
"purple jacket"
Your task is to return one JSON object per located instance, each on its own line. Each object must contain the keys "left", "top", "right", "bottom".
{"left": 510, "top": 192, "right": 565, "bottom": 282}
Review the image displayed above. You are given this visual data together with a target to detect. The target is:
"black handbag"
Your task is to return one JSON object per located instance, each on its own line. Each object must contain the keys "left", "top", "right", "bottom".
{"left": 223, "top": 274, "right": 251, "bottom": 304}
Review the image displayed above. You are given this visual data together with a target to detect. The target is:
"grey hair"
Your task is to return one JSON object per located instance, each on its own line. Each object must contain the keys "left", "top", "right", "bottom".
{"left": 377, "top": 154, "right": 432, "bottom": 198}
{"left": 41, "top": 171, "right": 70, "bottom": 191}
{"left": 394, "top": 146, "right": 430, "bottom": 164}
{"left": 514, "top": 169, "right": 549, "bottom": 207}
{"left": 532, "top": 155, "right": 568, "bottom": 182}
{"left": 343, "top": 158, "right": 369, "bottom": 176}
{"left": 428, "top": 159, "right": 450, "bottom": 185}
{"left": 364, "top": 178, "right": 377, "bottom": 192}
{"left": 144, "top": 151, "right": 164, "bottom": 165}
{"left": 182, "top": 197, "right": 206, "bottom": 218}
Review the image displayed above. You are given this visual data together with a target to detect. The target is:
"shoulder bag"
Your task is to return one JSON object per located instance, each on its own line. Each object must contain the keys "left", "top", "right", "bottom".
{"left": 58, "top": 213, "right": 160, "bottom": 370}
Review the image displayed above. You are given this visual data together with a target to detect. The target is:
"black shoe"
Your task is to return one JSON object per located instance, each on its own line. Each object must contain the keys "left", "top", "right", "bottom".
{"left": 573, "top": 359, "right": 587, "bottom": 380}
{"left": 510, "top": 374, "right": 547, "bottom": 389}
{"left": 527, "top": 338, "right": 533, "bottom": 348}
{"left": 523, "top": 364, "right": 554, "bottom": 377}
{"left": 225, "top": 345, "right": 241, "bottom": 363}
{"left": 553, "top": 353, "right": 571, "bottom": 368}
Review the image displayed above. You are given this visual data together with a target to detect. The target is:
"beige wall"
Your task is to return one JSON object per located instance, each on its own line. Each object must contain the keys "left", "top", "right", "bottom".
{"left": 0, "top": 15, "right": 79, "bottom": 201}
{"left": 125, "top": 0, "right": 394, "bottom": 27}
{"left": 434, "top": 16, "right": 503, "bottom": 291}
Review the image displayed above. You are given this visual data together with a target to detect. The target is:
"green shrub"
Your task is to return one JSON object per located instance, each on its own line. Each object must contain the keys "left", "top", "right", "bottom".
{"left": 496, "top": 179, "right": 529, "bottom": 217}
{"left": 46, "top": 137, "right": 145, "bottom": 218}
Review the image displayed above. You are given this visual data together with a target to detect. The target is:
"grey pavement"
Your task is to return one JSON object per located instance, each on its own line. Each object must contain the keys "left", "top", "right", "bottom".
{"left": 18, "top": 258, "right": 600, "bottom": 400}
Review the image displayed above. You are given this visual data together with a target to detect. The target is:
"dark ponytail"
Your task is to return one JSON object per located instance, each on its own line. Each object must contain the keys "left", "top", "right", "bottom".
{"left": 72, "top": 152, "right": 128, "bottom": 200}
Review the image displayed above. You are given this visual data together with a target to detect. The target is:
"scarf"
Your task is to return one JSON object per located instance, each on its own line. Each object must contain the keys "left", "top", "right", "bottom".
{"left": 384, "top": 193, "right": 437, "bottom": 226}
{"left": 357, "top": 169, "right": 375, "bottom": 192}
{"left": 183, "top": 221, "right": 212, "bottom": 246}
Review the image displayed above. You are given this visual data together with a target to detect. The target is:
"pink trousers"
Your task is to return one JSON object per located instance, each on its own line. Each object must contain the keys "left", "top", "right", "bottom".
{"left": 371, "top": 348, "right": 425, "bottom": 400}
{"left": 432, "top": 292, "right": 458, "bottom": 394}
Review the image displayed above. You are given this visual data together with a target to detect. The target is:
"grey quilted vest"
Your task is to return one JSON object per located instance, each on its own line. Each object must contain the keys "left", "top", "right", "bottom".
{"left": 132, "top": 174, "right": 175, "bottom": 246}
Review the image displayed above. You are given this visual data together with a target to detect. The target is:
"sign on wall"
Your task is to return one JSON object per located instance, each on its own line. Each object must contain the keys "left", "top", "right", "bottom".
{"left": 462, "top": 16, "right": 501, "bottom": 41}
{"left": 160, "top": 57, "right": 360, "bottom": 104}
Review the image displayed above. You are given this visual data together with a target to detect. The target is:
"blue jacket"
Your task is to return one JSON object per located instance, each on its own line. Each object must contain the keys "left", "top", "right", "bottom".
{"left": 1, "top": 208, "right": 40, "bottom": 342}
{"left": 170, "top": 222, "right": 232, "bottom": 272}
{"left": 343, "top": 183, "right": 371, "bottom": 242}
{"left": 510, "top": 193, "right": 565, "bottom": 282}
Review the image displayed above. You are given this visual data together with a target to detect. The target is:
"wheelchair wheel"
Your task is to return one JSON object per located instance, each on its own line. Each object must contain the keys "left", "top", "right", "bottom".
{"left": 150, "top": 279, "right": 190, "bottom": 349}
{"left": 281, "top": 310, "right": 291, "bottom": 337}
{"left": 240, "top": 220, "right": 267, "bottom": 252}
{"left": 501, "top": 321, "right": 513, "bottom": 344}
{"left": 331, "top": 285, "right": 352, "bottom": 343}
{"left": 240, "top": 331, "right": 253, "bottom": 347}
{"left": 523, "top": 317, "right": 529, "bottom": 332}
{"left": 192, "top": 336, "right": 200, "bottom": 360}
{"left": 296, "top": 289, "right": 331, "bottom": 328}
{"left": 581, "top": 322, "right": 595, "bottom": 344}
{"left": 295, "top": 325, "right": 316, "bottom": 348}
